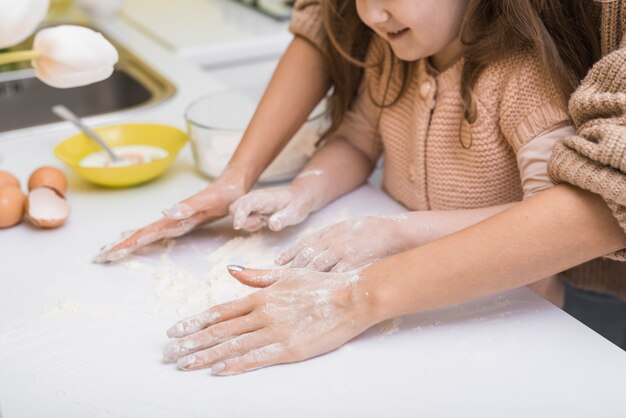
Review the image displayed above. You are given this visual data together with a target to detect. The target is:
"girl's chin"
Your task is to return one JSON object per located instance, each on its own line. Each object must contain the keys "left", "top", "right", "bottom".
{"left": 390, "top": 47, "right": 422, "bottom": 62}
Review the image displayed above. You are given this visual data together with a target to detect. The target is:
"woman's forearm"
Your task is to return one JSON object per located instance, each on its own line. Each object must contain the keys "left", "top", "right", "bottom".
{"left": 225, "top": 36, "right": 331, "bottom": 191}
{"left": 361, "top": 185, "right": 626, "bottom": 321}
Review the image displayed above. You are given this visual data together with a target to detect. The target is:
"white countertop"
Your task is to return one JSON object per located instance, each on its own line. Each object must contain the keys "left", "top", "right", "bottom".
{"left": 0, "top": 4, "right": 625, "bottom": 417}
{"left": 120, "top": 0, "right": 291, "bottom": 68}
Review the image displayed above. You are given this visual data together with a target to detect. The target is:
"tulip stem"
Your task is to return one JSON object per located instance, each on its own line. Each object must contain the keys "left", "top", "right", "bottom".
{"left": 0, "top": 50, "right": 41, "bottom": 66}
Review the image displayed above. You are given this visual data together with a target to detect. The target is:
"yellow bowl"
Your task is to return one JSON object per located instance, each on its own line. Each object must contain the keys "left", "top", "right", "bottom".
{"left": 54, "top": 123, "right": 187, "bottom": 188}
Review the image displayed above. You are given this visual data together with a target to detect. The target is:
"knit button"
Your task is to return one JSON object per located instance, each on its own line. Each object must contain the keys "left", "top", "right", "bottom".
{"left": 419, "top": 81, "right": 432, "bottom": 99}
{"left": 409, "top": 165, "right": 418, "bottom": 182}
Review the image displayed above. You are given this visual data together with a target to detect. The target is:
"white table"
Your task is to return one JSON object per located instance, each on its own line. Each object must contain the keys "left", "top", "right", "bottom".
{"left": 0, "top": 165, "right": 625, "bottom": 417}
{"left": 0, "top": 6, "right": 624, "bottom": 416}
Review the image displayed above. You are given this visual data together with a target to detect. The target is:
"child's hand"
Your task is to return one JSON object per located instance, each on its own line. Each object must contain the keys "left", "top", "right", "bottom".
{"left": 229, "top": 183, "right": 320, "bottom": 232}
{"left": 276, "top": 216, "right": 409, "bottom": 272}
{"left": 92, "top": 180, "right": 245, "bottom": 263}
{"left": 162, "top": 267, "right": 380, "bottom": 375}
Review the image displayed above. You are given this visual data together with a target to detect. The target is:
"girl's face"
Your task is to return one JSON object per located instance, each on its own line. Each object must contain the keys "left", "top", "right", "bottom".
{"left": 356, "top": 0, "right": 468, "bottom": 66}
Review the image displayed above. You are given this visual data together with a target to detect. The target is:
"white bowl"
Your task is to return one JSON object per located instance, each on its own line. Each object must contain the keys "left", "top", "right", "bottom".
{"left": 185, "top": 86, "right": 328, "bottom": 183}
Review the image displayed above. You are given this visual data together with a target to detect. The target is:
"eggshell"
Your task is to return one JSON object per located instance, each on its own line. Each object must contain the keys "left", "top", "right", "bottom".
{"left": 24, "top": 187, "right": 71, "bottom": 229}
{"left": 28, "top": 166, "right": 67, "bottom": 197}
{"left": 0, "top": 186, "right": 26, "bottom": 228}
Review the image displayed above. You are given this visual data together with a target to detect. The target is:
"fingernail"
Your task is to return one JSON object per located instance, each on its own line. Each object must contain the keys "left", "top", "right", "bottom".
{"left": 106, "top": 249, "right": 131, "bottom": 262}
{"left": 163, "top": 341, "right": 182, "bottom": 362}
{"left": 211, "top": 362, "right": 226, "bottom": 375}
{"left": 268, "top": 219, "right": 281, "bottom": 231}
{"left": 91, "top": 252, "right": 110, "bottom": 264}
{"left": 177, "top": 355, "right": 197, "bottom": 370}
{"left": 163, "top": 203, "right": 193, "bottom": 220}
{"left": 166, "top": 322, "right": 186, "bottom": 338}
{"left": 227, "top": 264, "right": 245, "bottom": 272}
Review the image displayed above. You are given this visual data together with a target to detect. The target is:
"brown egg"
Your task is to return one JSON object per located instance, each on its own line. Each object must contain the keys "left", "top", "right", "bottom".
{"left": 0, "top": 186, "right": 26, "bottom": 228}
{"left": 24, "top": 187, "right": 71, "bottom": 229}
{"left": 0, "top": 170, "right": 19, "bottom": 188}
{"left": 28, "top": 166, "right": 68, "bottom": 197}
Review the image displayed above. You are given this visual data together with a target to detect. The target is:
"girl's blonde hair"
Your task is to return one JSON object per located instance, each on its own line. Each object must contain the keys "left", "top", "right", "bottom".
{"left": 319, "top": 0, "right": 600, "bottom": 137}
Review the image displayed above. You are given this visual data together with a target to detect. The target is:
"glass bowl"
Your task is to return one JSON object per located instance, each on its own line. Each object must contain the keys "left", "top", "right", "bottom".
{"left": 185, "top": 86, "right": 328, "bottom": 184}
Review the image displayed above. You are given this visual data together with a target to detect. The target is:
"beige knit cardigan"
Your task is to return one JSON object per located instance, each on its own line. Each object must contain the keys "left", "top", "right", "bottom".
{"left": 290, "top": 0, "right": 626, "bottom": 298}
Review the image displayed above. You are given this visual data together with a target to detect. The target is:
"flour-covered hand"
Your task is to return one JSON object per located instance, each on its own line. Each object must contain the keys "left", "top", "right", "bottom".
{"left": 93, "top": 180, "right": 244, "bottom": 263}
{"left": 276, "top": 216, "right": 409, "bottom": 272}
{"left": 229, "top": 183, "right": 321, "bottom": 232}
{"left": 162, "top": 267, "right": 380, "bottom": 375}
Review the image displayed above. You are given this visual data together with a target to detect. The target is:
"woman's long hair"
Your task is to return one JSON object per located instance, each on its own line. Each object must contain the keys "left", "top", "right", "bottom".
{"left": 319, "top": 0, "right": 600, "bottom": 137}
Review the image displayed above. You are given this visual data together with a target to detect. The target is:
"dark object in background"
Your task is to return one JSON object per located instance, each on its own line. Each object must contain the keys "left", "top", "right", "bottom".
{"left": 233, "top": 0, "right": 294, "bottom": 20}
{"left": 563, "top": 281, "right": 626, "bottom": 350}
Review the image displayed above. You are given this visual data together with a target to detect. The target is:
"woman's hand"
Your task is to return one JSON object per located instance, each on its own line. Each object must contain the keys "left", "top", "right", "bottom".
{"left": 93, "top": 180, "right": 245, "bottom": 263}
{"left": 162, "top": 267, "right": 380, "bottom": 375}
{"left": 229, "top": 181, "right": 322, "bottom": 232}
{"left": 276, "top": 215, "right": 409, "bottom": 272}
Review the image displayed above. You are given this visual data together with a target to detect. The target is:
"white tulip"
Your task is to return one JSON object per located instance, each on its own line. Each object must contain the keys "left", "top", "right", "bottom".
{"left": 77, "top": 0, "right": 124, "bottom": 18}
{"left": 32, "top": 25, "right": 118, "bottom": 88}
{"left": 0, "top": 0, "right": 50, "bottom": 48}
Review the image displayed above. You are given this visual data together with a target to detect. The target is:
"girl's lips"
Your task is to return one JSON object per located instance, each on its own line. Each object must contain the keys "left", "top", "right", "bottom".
{"left": 387, "top": 28, "right": 409, "bottom": 41}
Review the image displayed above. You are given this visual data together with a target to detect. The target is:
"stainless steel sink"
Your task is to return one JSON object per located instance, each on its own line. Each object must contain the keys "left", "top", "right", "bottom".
{"left": 0, "top": 26, "right": 176, "bottom": 134}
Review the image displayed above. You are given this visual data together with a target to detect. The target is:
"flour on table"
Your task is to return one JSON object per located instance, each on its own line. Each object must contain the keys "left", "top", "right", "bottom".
{"left": 41, "top": 298, "right": 168, "bottom": 320}
{"left": 121, "top": 233, "right": 282, "bottom": 315}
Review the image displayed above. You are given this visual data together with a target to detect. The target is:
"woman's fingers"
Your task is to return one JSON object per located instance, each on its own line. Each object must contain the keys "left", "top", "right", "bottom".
{"left": 177, "top": 329, "right": 277, "bottom": 371}
{"left": 227, "top": 267, "right": 288, "bottom": 288}
{"left": 212, "top": 343, "right": 287, "bottom": 376}
{"left": 166, "top": 294, "right": 257, "bottom": 338}
{"left": 163, "top": 313, "right": 261, "bottom": 362}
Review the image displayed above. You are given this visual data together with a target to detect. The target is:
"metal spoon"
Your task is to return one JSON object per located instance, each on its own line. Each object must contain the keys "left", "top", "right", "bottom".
{"left": 52, "top": 105, "right": 119, "bottom": 162}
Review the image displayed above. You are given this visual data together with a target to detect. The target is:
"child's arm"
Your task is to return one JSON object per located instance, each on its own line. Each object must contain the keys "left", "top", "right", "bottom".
{"left": 230, "top": 70, "right": 385, "bottom": 232}
{"left": 230, "top": 137, "right": 378, "bottom": 232}
{"left": 93, "top": 36, "right": 330, "bottom": 262}
{"left": 275, "top": 125, "right": 573, "bottom": 271}
{"left": 275, "top": 202, "right": 515, "bottom": 272}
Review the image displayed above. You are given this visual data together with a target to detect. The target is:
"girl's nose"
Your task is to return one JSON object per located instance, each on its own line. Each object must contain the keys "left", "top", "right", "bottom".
{"left": 360, "top": 0, "right": 391, "bottom": 25}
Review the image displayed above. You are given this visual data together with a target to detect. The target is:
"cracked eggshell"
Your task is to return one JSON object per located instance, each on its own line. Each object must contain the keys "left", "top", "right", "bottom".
{"left": 0, "top": 186, "right": 26, "bottom": 228}
{"left": 0, "top": 170, "right": 20, "bottom": 188}
{"left": 28, "top": 166, "right": 67, "bottom": 197}
{"left": 24, "top": 187, "right": 71, "bottom": 229}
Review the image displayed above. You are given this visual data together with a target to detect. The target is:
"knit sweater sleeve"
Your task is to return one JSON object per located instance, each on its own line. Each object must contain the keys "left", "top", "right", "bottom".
{"left": 288, "top": 0, "right": 327, "bottom": 52}
{"left": 497, "top": 53, "right": 571, "bottom": 153}
{"left": 548, "top": 47, "right": 626, "bottom": 260}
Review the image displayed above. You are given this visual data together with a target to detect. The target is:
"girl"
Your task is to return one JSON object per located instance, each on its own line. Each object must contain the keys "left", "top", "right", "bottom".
{"left": 227, "top": 0, "right": 594, "bottom": 277}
